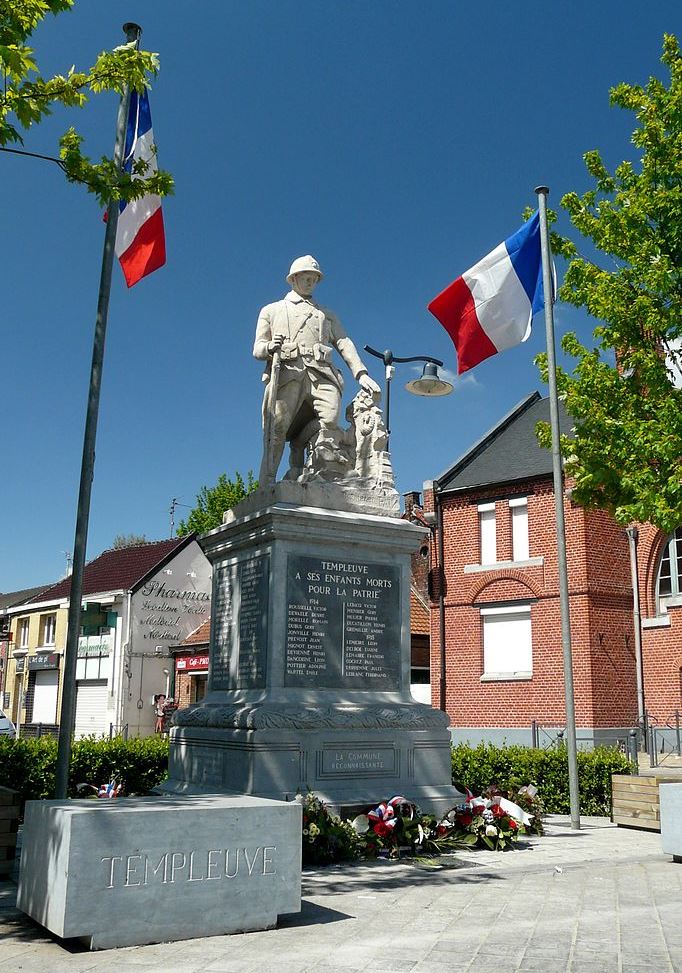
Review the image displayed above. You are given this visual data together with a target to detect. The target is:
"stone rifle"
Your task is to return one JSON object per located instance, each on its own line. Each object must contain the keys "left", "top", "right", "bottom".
{"left": 262, "top": 347, "right": 281, "bottom": 483}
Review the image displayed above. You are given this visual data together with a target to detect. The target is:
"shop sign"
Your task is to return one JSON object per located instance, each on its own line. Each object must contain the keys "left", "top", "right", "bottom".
{"left": 176, "top": 654, "right": 209, "bottom": 672}
{"left": 78, "top": 634, "right": 113, "bottom": 658}
{"left": 131, "top": 544, "right": 212, "bottom": 651}
{"left": 28, "top": 652, "right": 61, "bottom": 671}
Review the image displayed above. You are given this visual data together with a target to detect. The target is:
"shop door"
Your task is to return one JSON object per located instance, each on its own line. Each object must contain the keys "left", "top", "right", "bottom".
{"left": 75, "top": 680, "right": 109, "bottom": 739}
{"left": 32, "top": 670, "right": 58, "bottom": 724}
{"left": 192, "top": 674, "right": 208, "bottom": 704}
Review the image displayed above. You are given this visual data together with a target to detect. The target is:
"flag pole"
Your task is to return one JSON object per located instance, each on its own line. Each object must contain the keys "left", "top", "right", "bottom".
{"left": 54, "top": 22, "right": 142, "bottom": 799}
{"left": 535, "top": 186, "right": 581, "bottom": 830}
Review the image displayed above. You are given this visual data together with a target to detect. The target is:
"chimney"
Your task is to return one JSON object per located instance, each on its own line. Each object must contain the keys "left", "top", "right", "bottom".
{"left": 403, "top": 491, "right": 421, "bottom": 520}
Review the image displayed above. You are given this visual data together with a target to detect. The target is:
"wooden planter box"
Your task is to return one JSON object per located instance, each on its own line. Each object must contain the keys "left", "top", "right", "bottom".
{"left": 0, "top": 786, "right": 20, "bottom": 878}
{"left": 612, "top": 773, "right": 680, "bottom": 831}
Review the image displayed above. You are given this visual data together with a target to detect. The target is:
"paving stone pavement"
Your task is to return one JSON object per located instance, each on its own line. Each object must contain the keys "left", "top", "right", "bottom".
{"left": 1, "top": 816, "right": 680, "bottom": 973}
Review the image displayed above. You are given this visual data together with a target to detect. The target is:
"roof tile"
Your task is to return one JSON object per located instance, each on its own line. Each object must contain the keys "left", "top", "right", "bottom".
{"left": 181, "top": 619, "right": 211, "bottom": 647}
{"left": 32, "top": 537, "right": 191, "bottom": 604}
{"left": 438, "top": 393, "right": 572, "bottom": 492}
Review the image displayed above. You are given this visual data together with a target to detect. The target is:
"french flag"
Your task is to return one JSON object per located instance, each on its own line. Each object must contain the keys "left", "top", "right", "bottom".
{"left": 115, "top": 88, "right": 166, "bottom": 287}
{"left": 427, "top": 212, "right": 548, "bottom": 374}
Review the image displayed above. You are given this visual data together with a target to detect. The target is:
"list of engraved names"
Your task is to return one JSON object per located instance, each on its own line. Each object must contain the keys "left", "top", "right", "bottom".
{"left": 285, "top": 555, "right": 400, "bottom": 689}
{"left": 210, "top": 555, "right": 269, "bottom": 691}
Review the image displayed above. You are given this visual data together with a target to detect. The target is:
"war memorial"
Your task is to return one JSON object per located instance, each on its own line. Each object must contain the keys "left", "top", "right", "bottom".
{"left": 17, "top": 256, "right": 461, "bottom": 948}
{"left": 163, "top": 255, "right": 461, "bottom": 814}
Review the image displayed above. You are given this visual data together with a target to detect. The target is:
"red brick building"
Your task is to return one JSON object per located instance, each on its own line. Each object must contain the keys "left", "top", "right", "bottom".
{"left": 419, "top": 391, "right": 682, "bottom": 747}
{"left": 634, "top": 523, "right": 682, "bottom": 740}
{"left": 172, "top": 619, "right": 210, "bottom": 708}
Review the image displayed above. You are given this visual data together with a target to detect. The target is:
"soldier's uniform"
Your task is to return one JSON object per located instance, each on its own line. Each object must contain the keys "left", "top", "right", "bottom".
{"left": 254, "top": 290, "right": 367, "bottom": 482}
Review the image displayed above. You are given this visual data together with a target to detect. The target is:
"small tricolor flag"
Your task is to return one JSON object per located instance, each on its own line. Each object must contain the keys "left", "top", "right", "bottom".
{"left": 427, "top": 212, "right": 548, "bottom": 374}
{"left": 115, "top": 87, "right": 166, "bottom": 287}
{"left": 97, "top": 780, "right": 122, "bottom": 799}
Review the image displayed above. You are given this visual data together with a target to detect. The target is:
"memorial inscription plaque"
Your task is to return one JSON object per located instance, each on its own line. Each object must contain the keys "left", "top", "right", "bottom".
{"left": 210, "top": 554, "right": 269, "bottom": 691}
{"left": 284, "top": 554, "right": 400, "bottom": 689}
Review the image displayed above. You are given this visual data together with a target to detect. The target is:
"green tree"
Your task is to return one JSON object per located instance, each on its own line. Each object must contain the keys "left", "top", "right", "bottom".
{"left": 177, "top": 472, "right": 258, "bottom": 535}
{"left": 537, "top": 34, "right": 682, "bottom": 531}
{"left": 1, "top": 1, "right": 173, "bottom": 205}
{"left": 111, "top": 533, "right": 147, "bottom": 549}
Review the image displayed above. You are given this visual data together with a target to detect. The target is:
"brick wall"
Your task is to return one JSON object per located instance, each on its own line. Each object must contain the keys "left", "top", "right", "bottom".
{"left": 425, "top": 477, "right": 641, "bottom": 730}
{"left": 641, "top": 608, "right": 682, "bottom": 722}
{"left": 630, "top": 523, "right": 682, "bottom": 724}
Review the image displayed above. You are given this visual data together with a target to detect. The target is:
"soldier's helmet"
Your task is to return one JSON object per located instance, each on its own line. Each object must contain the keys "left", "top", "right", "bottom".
{"left": 286, "top": 255, "right": 324, "bottom": 284}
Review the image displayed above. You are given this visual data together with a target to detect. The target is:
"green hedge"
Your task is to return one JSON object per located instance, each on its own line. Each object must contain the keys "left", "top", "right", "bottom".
{"left": 0, "top": 736, "right": 169, "bottom": 809}
{"left": 0, "top": 736, "right": 632, "bottom": 818}
{"left": 451, "top": 743, "right": 633, "bottom": 815}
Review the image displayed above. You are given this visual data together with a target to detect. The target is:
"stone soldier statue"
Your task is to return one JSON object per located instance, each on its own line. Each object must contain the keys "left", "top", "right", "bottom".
{"left": 254, "top": 255, "right": 380, "bottom": 483}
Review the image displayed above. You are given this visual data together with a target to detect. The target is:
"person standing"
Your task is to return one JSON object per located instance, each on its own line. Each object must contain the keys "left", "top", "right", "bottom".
{"left": 153, "top": 693, "right": 167, "bottom": 734}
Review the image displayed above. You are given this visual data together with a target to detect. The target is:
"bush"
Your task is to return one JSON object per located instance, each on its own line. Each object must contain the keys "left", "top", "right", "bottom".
{"left": 451, "top": 743, "right": 633, "bottom": 815}
{"left": 0, "top": 735, "right": 169, "bottom": 811}
{"left": 300, "top": 793, "right": 363, "bottom": 865}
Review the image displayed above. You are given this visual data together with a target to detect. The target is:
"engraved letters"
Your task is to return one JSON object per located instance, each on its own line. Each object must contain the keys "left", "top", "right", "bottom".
{"left": 101, "top": 846, "right": 278, "bottom": 889}
{"left": 285, "top": 554, "right": 400, "bottom": 689}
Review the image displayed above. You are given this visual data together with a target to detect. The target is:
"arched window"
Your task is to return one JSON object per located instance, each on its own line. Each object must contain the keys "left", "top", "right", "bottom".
{"left": 657, "top": 528, "right": 682, "bottom": 612}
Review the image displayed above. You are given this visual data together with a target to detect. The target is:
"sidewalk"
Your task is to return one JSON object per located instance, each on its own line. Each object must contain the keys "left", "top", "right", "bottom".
{"left": 1, "top": 816, "right": 680, "bottom": 973}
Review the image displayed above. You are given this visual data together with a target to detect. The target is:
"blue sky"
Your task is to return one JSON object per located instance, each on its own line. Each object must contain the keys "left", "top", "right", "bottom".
{"left": 2, "top": 1, "right": 678, "bottom": 591}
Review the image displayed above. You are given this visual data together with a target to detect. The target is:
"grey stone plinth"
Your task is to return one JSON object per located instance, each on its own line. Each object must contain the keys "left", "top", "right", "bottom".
{"left": 225, "top": 480, "right": 400, "bottom": 521}
{"left": 660, "top": 783, "right": 682, "bottom": 861}
{"left": 163, "top": 501, "right": 462, "bottom": 816}
{"left": 17, "top": 795, "right": 301, "bottom": 949}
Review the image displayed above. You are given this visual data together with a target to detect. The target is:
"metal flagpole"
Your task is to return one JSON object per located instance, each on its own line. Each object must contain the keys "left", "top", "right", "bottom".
{"left": 54, "top": 23, "right": 142, "bottom": 799}
{"left": 535, "top": 186, "right": 581, "bottom": 830}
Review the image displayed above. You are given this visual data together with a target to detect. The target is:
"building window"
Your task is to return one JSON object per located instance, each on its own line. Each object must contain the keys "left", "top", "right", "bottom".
{"left": 510, "top": 497, "right": 529, "bottom": 561}
{"left": 478, "top": 503, "right": 497, "bottom": 564}
{"left": 191, "top": 674, "right": 208, "bottom": 704}
{"left": 410, "top": 666, "right": 430, "bottom": 684}
{"left": 40, "top": 614, "right": 56, "bottom": 646}
{"left": 481, "top": 604, "right": 532, "bottom": 678}
{"left": 657, "top": 528, "right": 682, "bottom": 612}
{"left": 18, "top": 618, "right": 30, "bottom": 649}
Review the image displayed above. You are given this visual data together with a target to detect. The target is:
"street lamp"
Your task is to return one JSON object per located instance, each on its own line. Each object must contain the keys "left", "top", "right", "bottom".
{"left": 11, "top": 647, "right": 28, "bottom": 740}
{"left": 364, "top": 346, "right": 453, "bottom": 446}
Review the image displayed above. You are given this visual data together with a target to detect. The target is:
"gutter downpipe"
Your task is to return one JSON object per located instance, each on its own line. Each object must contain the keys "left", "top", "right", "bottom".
{"left": 625, "top": 527, "right": 646, "bottom": 748}
{"left": 435, "top": 480, "right": 447, "bottom": 713}
{"left": 118, "top": 590, "right": 133, "bottom": 728}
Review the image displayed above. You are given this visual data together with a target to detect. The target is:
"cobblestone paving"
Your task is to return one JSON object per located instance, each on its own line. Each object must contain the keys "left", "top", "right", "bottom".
{"left": 1, "top": 817, "right": 680, "bottom": 973}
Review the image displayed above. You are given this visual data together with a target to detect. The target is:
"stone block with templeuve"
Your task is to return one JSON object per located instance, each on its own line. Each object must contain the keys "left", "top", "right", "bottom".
{"left": 17, "top": 794, "right": 301, "bottom": 949}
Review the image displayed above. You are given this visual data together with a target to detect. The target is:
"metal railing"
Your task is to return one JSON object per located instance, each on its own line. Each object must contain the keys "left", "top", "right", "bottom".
{"left": 531, "top": 720, "right": 640, "bottom": 769}
{"left": 108, "top": 723, "right": 129, "bottom": 740}
{"left": 645, "top": 710, "right": 682, "bottom": 767}
{"left": 530, "top": 720, "right": 565, "bottom": 749}
{"left": 20, "top": 722, "right": 59, "bottom": 739}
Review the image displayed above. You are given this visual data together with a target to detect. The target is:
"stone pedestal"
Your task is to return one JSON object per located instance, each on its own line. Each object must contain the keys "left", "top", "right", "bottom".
{"left": 660, "top": 783, "right": 682, "bottom": 862}
{"left": 17, "top": 795, "right": 301, "bottom": 949}
{"left": 164, "top": 489, "right": 461, "bottom": 815}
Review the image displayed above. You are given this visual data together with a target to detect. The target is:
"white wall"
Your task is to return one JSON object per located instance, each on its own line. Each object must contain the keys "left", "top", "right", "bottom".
{"left": 123, "top": 541, "right": 212, "bottom": 737}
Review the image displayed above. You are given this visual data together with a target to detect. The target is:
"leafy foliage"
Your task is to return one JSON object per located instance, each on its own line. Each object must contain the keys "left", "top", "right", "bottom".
{"left": 0, "top": 734, "right": 169, "bottom": 811}
{"left": 176, "top": 471, "right": 258, "bottom": 535}
{"left": 300, "top": 792, "right": 363, "bottom": 865}
{"left": 1, "top": 1, "right": 174, "bottom": 205}
{"left": 536, "top": 34, "right": 682, "bottom": 530}
{"left": 451, "top": 743, "right": 633, "bottom": 815}
{"left": 111, "top": 533, "right": 148, "bottom": 549}
{"left": 0, "top": 736, "right": 630, "bottom": 831}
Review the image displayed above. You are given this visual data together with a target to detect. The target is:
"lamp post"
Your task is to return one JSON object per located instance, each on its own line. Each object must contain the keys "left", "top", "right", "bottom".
{"left": 11, "top": 647, "right": 28, "bottom": 740}
{"left": 363, "top": 346, "right": 453, "bottom": 447}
